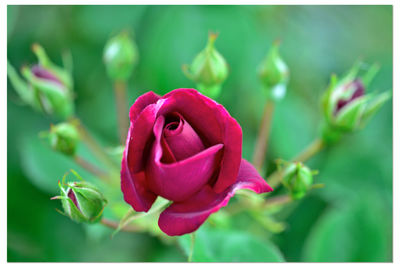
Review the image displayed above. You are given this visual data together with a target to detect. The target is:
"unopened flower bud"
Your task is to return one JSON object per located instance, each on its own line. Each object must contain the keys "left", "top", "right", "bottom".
{"left": 103, "top": 30, "right": 139, "bottom": 82}
{"left": 52, "top": 171, "right": 107, "bottom": 223}
{"left": 48, "top": 122, "right": 80, "bottom": 156}
{"left": 281, "top": 162, "right": 315, "bottom": 200}
{"left": 321, "top": 61, "right": 391, "bottom": 143}
{"left": 7, "top": 44, "right": 74, "bottom": 119}
{"left": 183, "top": 32, "right": 228, "bottom": 98}
{"left": 258, "top": 41, "right": 289, "bottom": 101}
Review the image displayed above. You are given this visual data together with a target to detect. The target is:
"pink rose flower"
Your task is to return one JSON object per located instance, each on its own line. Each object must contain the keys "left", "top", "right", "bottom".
{"left": 121, "top": 88, "right": 273, "bottom": 236}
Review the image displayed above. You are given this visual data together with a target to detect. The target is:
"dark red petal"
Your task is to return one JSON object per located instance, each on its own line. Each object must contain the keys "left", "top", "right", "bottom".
{"left": 163, "top": 113, "right": 205, "bottom": 161}
{"left": 129, "top": 91, "right": 160, "bottom": 123}
{"left": 158, "top": 159, "right": 273, "bottom": 236}
{"left": 158, "top": 89, "right": 242, "bottom": 193}
{"left": 121, "top": 102, "right": 162, "bottom": 212}
{"left": 147, "top": 116, "right": 224, "bottom": 202}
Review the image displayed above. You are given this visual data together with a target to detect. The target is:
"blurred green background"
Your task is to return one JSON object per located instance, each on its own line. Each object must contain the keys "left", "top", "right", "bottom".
{"left": 7, "top": 5, "right": 392, "bottom": 262}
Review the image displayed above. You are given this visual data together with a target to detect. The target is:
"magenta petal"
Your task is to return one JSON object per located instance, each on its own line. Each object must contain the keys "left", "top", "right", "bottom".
{"left": 121, "top": 102, "right": 163, "bottom": 212}
{"left": 129, "top": 91, "right": 160, "bottom": 123}
{"left": 158, "top": 89, "right": 242, "bottom": 193}
{"left": 163, "top": 113, "right": 205, "bottom": 161}
{"left": 147, "top": 116, "right": 224, "bottom": 202}
{"left": 158, "top": 159, "right": 273, "bottom": 236}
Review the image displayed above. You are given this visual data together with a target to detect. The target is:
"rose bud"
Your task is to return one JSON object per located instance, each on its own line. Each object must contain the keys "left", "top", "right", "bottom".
{"left": 281, "top": 162, "right": 316, "bottom": 200}
{"left": 7, "top": 44, "right": 74, "bottom": 119}
{"left": 121, "top": 88, "right": 273, "bottom": 236}
{"left": 52, "top": 171, "right": 107, "bottom": 223}
{"left": 103, "top": 30, "right": 139, "bottom": 82}
{"left": 321, "top": 61, "right": 391, "bottom": 143}
{"left": 48, "top": 122, "right": 80, "bottom": 156}
{"left": 182, "top": 33, "right": 229, "bottom": 99}
{"left": 258, "top": 40, "right": 289, "bottom": 101}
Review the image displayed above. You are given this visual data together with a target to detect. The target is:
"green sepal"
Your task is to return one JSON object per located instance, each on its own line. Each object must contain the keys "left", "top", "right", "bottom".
{"left": 21, "top": 66, "right": 74, "bottom": 118}
{"left": 7, "top": 61, "right": 35, "bottom": 107}
{"left": 334, "top": 95, "right": 371, "bottom": 131}
{"left": 103, "top": 30, "right": 139, "bottom": 82}
{"left": 183, "top": 33, "right": 228, "bottom": 99}
{"left": 359, "top": 90, "right": 392, "bottom": 128}
{"left": 258, "top": 41, "right": 289, "bottom": 101}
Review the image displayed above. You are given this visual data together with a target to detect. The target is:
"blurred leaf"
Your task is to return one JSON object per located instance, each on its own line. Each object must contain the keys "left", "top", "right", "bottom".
{"left": 19, "top": 134, "right": 98, "bottom": 195}
{"left": 303, "top": 196, "right": 391, "bottom": 262}
{"left": 179, "top": 226, "right": 284, "bottom": 262}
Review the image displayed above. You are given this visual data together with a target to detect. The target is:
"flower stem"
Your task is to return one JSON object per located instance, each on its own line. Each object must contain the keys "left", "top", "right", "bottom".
{"left": 100, "top": 218, "right": 141, "bottom": 232}
{"left": 74, "top": 155, "right": 108, "bottom": 181}
{"left": 268, "top": 138, "right": 325, "bottom": 188}
{"left": 252, "top": 100, "right": 275, "bottom": 172}
{"left": 73, "top": 118, "right": 118, "bottom": 172}
{"left": 188, "top": 232, "right": 196, "bottom": 262}
{"left": 263, "top": 195, "right": 292, "bottom": 208}
{"left": 114, "top": 80, "right": 129, "bottom": 144}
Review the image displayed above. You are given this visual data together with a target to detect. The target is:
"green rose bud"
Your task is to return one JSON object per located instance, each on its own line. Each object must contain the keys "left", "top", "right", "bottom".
{"left": 48, "top": 122, "right": 80, "bottom": 156}
{"left": 258, "top": 40, "right": 289, "bottom": 101}
{"left": 103, "top": 30, "right": 139, "bottom": 82}
{"left": 7, "top": 44, "right": 74, "bottom": 119}
{"left": 183, "top": 32, "right": 229, "bottom": 99}
{"left": 281, "top": 162, "right": 316, "bottom": 200}
{"left": 321, "top": 61, "right": 391, "bottom": 144}
{"left": 52, "top": 171, "right": 107, "bottom": 224}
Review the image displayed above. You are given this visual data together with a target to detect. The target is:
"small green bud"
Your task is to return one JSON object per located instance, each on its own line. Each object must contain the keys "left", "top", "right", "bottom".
{"left": 258, "top": 41, "right": 289, "bottom": 101}
{"left": 7, "top": 44, "right": 74, "bottom": 119}
{"left": 281, "top": 162, "right": 315, "bottom": 200}
{"left": 48, "top": 122, "right": 80, "bottom": 156}
{"left": 52, "top": 171, "right": 107, "bottom": 224}
{"left": 183, "top": 32, "right": 229, "bottom": 99}
{"left": 321, "top": 61, "right": 391, "bottom": 144}
{"left": 103, "top": 30, "right": 139, "bottom": 82}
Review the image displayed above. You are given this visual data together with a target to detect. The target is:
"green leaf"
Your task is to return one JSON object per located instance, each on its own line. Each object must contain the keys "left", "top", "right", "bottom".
{"left": 303, "top": 196, "right": 391, "bottom": 262}
{"left": 19, "top": 134, "right": 98, "bottom": 195}
{"left": 178, "top": 226, "right": 284, "bottom": 262}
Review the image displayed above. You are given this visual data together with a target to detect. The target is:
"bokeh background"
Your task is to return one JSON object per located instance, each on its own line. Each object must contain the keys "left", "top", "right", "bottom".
{"left": 7, "top": 5, "right": 392, "bottom": 262}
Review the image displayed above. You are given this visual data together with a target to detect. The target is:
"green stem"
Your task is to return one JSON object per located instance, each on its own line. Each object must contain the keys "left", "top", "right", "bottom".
{"left": 74, "top": 155, "right": 109, "bottom": 181}
{"left": 267, "top": 138, "right": 325, "bottom": 188}
{"left": 252, "top": 100, "right": 275, "bottom": 172}
{"left": 100, "top": 218, "right": 141, "bottom": 232}
{"left": 73, "top": 118, "right": 118, "bottom": 172}
{"left": 188, "top": 232, "right": 196, "bottom": 262}
{"left": 114, "top": 80, "right": 129, "bottom": 144}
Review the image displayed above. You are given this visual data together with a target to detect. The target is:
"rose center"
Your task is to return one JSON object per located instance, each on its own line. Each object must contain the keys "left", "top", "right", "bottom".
{"left": 160, "top": 112, "right": 205, "bottom": 162}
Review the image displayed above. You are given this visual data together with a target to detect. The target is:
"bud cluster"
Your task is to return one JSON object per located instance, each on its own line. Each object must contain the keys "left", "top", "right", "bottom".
{"left": 280, "top": 161, "right": 317, "bottom": 200}
{"left": 7, "top": 44, "right": 74, "bottom": 119}
{"left": 321, "top": 61, "right": 391, "bottom": 143}
{"left": 183, "top": 32, "right": 229, "bottom": 99}
{"left": 52, "top": 171, "right": 107, "bottom": 224}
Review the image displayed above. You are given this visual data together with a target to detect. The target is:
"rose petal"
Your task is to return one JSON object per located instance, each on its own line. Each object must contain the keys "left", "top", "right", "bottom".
{"left": 129, "top": 91, "right": 160, "bottom": 123}
{"left": 147, "top": 116, "right": 224, "bottom": 202}
{"left": 158, "top": 159, "right": 273, "bottom": 236}
{"left": 163, "top": 113, "right": 205, "bottom": 161}
{"left": 157, "top": 89, "right": 242, "bottom": 193}
{"left": 121, "top": 101, "right": 164, "bottom": 212}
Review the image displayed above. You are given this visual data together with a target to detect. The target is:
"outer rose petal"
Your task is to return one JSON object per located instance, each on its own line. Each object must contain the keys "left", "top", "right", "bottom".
{"left": 121, "top": 100, "right": 165, "bottom": 212}
{"left": 158, "top": 159, "right": 273, "bottom": 236}
{"left": 158, "top": 89, "right": 242, "bottom": 193}
{"left": 147, "top": 116, "right": 224, "bottom": 202}
{"left": 129, "top": 91, "right": 160, "bottom": 123}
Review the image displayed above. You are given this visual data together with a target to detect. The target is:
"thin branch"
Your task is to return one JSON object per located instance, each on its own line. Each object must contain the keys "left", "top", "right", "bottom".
{"left": 267, "top": 138, "right": 325, "bottom": 188}
{"left": 100, "top": 218, "right": 141, "bottom": 232}
{"left": 74, "top": 156, "right": 108, "bottom": 181}
{"left": 114, "top": 81, "right": 129, "bottom": 144}
{"left": 252, "top": 100, "right": 275, "bottom": 172}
